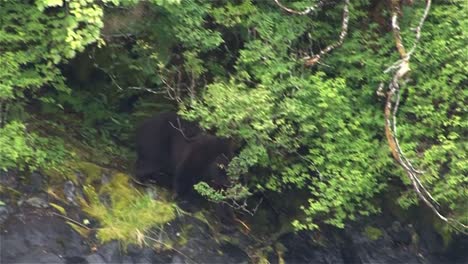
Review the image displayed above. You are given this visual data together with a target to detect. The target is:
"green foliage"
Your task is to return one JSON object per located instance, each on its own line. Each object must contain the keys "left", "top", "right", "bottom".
{"left": 177, "top": 0, "right": 390, "bottom": 229}
{"left": 194, "top": 182, "right": 251, "bottom": 203}
{"left": 1, "top": 0, "right": 466, "bottom": 233}
{"left": 0, "top": 0, "right": 111, "bottom": 98}
{"left": 0, "top": 121, "right": 69, "bottom": 171}
{"left": 394, "top": 2, "right": 468, "bottom": 223}
{"left": 187, "top": 71, "right": 388, "bottom": 229}
{"left": 0, "top": 0, "right": 108, "bottom": 171}
{"left": 181, "top": 0, "right": 466, "bottom": 230}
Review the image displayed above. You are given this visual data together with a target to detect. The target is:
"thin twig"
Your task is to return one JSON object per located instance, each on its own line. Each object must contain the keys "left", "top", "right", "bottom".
{"left": 304, "top": 0, "right": 350, "bottom": 66}
{"left": 144, "top": 235, "right": 199, "bottom": 264}
{"left": 406, "top": 0, "right": 432, "bottom": 57}
{"left": 51, "top": 212, "right": 92, "bottom": 230}
{"left": 128, "top": 86, "right": 166, "bottom": 94}
{"left": 274, "top": 0, "right": 317, "bottom": 15}
{"left": 168, "top": 117, "right": 196, "bottom": 141}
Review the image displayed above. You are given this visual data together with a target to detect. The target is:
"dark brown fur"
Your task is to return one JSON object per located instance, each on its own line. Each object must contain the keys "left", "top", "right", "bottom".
{"left": 135, "top": 112, "right": 232, "bottom": 197}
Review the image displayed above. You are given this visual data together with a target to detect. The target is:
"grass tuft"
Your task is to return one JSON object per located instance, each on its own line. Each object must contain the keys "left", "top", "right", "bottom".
{"left": 80, "top": 172, "right": 176, "bottom": 246}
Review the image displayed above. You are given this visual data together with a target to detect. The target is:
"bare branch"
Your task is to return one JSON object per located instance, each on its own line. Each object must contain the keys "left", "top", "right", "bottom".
{"left": 160, "top": 68, "right": 184, "bottom": 104}
{"left": 127, "top": 86, "right": 165, "bottom": 95}
{"left": 407, "top": 0, "right": 432, "bottom": 57}
{"left": 391, "top": 2, "right": 407, "bottom": 59}
{"left": 144, "top": 234, "right": 199, "bottom": 264}
{"left": 273, "top": 0, "right": 349, "bottom": 66}
{"left": 217, "top": 197, "right": 263, "bottom": 216}
{"left": 382, "top": 0, "right": 467, "bottom": 232}
{"left": 168, "top": 117, "right": 195, "bottom": 141}
{"left": 273, "top": 0, "right": 317, "bottom": 15}
{"left": 304, "top": 0, "right": 350, "bottom": 66}
{"left": 51, "top": 212, "right": 92, "bottom": 231}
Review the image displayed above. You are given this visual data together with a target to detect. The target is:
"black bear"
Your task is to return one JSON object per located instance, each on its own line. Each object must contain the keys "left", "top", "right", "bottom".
{"left": 135, "top": 111, "right": 232, "bottom": 197}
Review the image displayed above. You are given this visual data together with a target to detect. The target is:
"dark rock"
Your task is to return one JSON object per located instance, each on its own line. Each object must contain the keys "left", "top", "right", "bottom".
{"left": 440, "top": 234, "right": 468, "bottom": 264}
{"left": 27, "top": 171, "right": 44, "bottom": 193}
{"left": 85, "top": 253, "right": 106, "bottom": 264}
{"left": 417, "top": 223, "right": 445, "bottom": 254}
{"left": 95, "top": 241, "right": 122, "bottom": 263}
{"left": 9, "top": 248, "right": 66, "bottom": 264}
{"left": 344, "top": 227, "right": 421, "bottom": 264}
{"left": 173, "top": 219, "right": 250, "bottom": 264}
{"left": 75, "top": 171, "right": 86, "bottom": 185}
{"left": 0, "top": 212, "right": 89, "bottom": 263}
{"left": 64, "top": 180, "right": 78, "bottom": 206}
{"left": 388, "top": 221, "right": 413, "bottom": 246}
{"left": 101, "top": 171, "right": 112, "bottom": 185}
{"left": 1, "top": 194, "right": 466, "bottom": 264}
{"left": 171, "top": 255, "right": 185, "bottom": 264}
{"left": 24, "top": 194, "right": 49, "bottom": 208}
{"left": 0, "top": 205, "right": 9, "bottom": 225}
{"left": 219, "top": 243, "right": 249, "bottom": 264}
{"left": 0, "top": 170, "right": 19, "bottom": 189}
{"left": 64, "top": 256, "right": 88, "bottom": 264}
{"left": 127, "top": 247, "right": 172, "bottom": 264}
{"left": 121, "top": 256, "right": 135, "bottom": 264}
{"left": 279, "top": 232, "right": 344, "bottom": 264}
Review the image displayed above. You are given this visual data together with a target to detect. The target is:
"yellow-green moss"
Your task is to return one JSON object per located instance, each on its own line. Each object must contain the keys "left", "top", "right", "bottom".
{"left": 43, "top": 165, "right": 78, "bottom": 185}
{"left": 75, "top": 161, "right": 103, "bottom": 185}
{"left": 363, "top": 226, "right": 383, "bottom": 241}
{"left": 176, "top": 224, "right": 193, "bottom": 246}
{"left": 275, "top": 243, "right": 287, "bottom": 264}
{"left": 0, "top": 185, "right": 21, "bottom": 204}
{"left": 248, "top": 247, "right": 272, "bottom": 264}
{"left": 81, "top": 172, "right": 176, "bottom": 246}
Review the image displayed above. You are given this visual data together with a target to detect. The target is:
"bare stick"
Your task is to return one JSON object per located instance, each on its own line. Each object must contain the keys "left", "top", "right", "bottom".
{"left": 168, "top": 117, "right": 196, "bottom": 141}
{"left": 144, "top": 234, "right": 199, "bottom": 264}
{"left": 304, "top": 0, "right": 350, "bottom": 66}
{"left": 51, "top": 212, "right": 92, "bottom": 231}
{"left": 273, "top": 0, "right": 349, "bottom": 66}
{"left": 407, "top": 0, "right": 432, "bottom": 57}
{"left": 128, "top": 86, "right": 166, "bottom": 95}
{"left": 274, "top": 0, "right": 317, "bottom": 15}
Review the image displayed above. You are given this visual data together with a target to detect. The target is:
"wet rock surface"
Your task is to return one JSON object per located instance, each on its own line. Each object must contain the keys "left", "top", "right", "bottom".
{"left": 2, "top": 207, "right": 467, "bottom": 264}
{"left": 1, "top": 170, "right": 467, "bottom": 264}
{"left": 0, "top": 209, "right": 250, "bottom": 264}
{"left": 1, "top": 212, "right": 89, "bottom": 263}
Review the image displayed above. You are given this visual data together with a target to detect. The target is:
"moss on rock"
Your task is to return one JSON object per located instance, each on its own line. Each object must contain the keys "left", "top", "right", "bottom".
{"left": 363, "top": 226, "right": 383, "bottom": 241}
{"left": 75, "top": 161, "right": 104, "bottom": 185}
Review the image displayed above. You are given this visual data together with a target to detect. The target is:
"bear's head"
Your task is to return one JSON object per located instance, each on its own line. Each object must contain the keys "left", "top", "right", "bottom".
{"left": 204, "top": 154, "right": 231, "bottom": 189}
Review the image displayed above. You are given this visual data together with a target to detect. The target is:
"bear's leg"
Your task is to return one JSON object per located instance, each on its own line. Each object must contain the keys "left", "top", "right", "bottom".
{"left": 135, "top": 158, "right": 161, "bottom": 183}
{"left": 173, "top": 172, "right": 194, "bottom": 198}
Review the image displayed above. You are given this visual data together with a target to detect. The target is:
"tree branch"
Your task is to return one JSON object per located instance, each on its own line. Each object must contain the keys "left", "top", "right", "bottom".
{"left": 273, "top": 0, "right": 349, "bottom": 67}
{"left": 383, "top": 0, "right": 467, "bottom": 233}
{"left": 304, "top": 0, "right": 350, "bottom": 66}
{"left": 273, "top": 0, "right": 317, "bottom": 15}
{"left": 127, "top": 86, "right": 166, "bottom": 95}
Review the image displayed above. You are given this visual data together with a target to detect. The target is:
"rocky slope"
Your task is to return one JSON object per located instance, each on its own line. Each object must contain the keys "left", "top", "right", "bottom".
{"left": 1, "top": 170, "right": 467, "bottom": 264}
